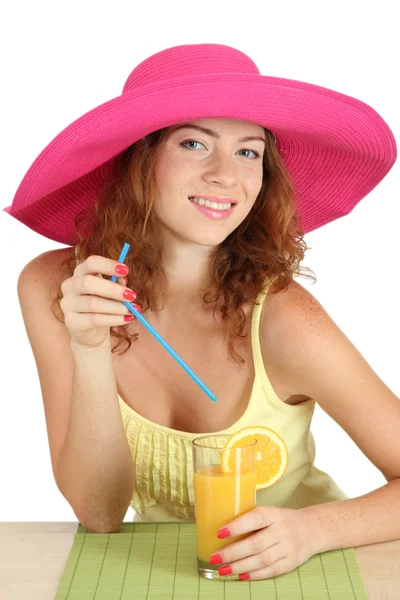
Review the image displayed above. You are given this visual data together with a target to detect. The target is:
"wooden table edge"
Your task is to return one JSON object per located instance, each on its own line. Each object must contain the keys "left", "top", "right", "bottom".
{"left": 1, "top": 522, "right": 399, "bottom": 599}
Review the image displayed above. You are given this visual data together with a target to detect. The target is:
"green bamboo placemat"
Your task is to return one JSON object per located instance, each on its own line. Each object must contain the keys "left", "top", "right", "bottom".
{"left": 55, "top": 522, "right": 368, "bottom": 599}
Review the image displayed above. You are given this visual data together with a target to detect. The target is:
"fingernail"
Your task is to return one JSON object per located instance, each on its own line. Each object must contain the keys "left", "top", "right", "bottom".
{"left": 239, "top": 573, "right": 250, "bottom": 580}
{"left": 115, "top": 264, "right": 129, "bottom": 275}
{"left": 218, "top": 565, "right": 232, "bottom": 576}
{"left": 217, "top": 527, "right": 231, "bottom": 539}
{"left": 209, "top": 553, "right": 223, "bottom": 565}
{"left": 123, "top": 289, "right": 137, "bottom": 301}
{"left": 132, "top": 303, "right": 141, "bottom": 312}
{"left": 124, "top": 315, "right": 135, "bottom": 321}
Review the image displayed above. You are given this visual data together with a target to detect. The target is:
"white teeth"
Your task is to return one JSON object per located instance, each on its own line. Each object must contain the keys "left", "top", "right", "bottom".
{"left": 189, "top": 197, "right": 232, "bottom": 210}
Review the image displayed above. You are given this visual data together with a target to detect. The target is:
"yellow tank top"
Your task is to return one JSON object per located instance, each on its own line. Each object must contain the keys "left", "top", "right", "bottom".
{"left": 74, "top": 247, "right": 348, "bottom": 522}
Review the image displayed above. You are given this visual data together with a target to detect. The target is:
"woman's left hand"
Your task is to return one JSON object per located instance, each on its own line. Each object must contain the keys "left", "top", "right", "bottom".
{"left": 210, "top": 506, "right": 321, "bottom": 580}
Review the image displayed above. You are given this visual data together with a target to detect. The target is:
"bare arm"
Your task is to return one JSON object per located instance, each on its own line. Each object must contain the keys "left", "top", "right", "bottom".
{"left": 17, "top": 249, "right": 139, "bottom": 532}
{"left": 57, "top": 336, "right": 135, "bottom": 532}
{"left": 264, "top": 280, "right": 400, "bottom": 550}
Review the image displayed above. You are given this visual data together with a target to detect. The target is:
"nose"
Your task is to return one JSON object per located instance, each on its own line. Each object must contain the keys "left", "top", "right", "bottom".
{"left": 201, "top": 150, "right": 238, "bottom": 187}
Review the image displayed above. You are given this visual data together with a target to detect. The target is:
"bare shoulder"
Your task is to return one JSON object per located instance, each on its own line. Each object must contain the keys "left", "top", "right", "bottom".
{"left": 18, "top": 246, "right": 76, "bottom": 296}
{"left": 19, "top": 246, "right": 76, "bottom": 277}
{"left": 262, "top": 278, "right": 333, "bottom": 337}
{"left": 260, "top": 278, "right": 339, "bottom": 374}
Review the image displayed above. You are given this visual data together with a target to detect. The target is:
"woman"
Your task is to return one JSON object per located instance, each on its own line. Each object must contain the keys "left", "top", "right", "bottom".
{"left": 5, "top": 43, "right": 400, "bottom": 581}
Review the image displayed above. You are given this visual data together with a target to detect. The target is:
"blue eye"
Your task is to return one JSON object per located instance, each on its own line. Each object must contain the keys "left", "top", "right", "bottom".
{"left": 180, "top": 140, "right": 260, "bottom": 159}
{"left": 182, "top": 140, "right": 203, "bottom": 150}
{"left": 240, "top": 148, "right": 261, "bottom": 159}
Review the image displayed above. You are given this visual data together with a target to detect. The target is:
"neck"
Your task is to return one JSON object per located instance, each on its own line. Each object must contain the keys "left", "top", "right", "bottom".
{"left": 160, "top": 235, "right": 217, "bottom": 308}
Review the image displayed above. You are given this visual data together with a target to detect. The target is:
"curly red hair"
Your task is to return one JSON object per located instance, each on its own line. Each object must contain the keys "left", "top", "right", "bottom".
{"left": 52, "top": 126, "right": 316, "bottom": 363}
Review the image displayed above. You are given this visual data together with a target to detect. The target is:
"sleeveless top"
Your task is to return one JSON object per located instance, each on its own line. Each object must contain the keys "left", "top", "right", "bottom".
{"left": 74, "top": 247, "right": 348, "bottom": 522}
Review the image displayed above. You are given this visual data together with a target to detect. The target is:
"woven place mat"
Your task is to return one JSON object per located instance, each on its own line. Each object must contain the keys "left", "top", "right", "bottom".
{"left": 55, "top": 522, "right": 368, "bottom": 599}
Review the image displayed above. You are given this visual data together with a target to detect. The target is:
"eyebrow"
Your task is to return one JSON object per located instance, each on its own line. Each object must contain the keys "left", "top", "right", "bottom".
{"left": 171, "top": 123, "right": 266, "bottom": 144}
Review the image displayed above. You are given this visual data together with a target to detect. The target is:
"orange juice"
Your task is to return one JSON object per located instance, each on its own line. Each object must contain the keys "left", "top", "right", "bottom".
{"left": 193, "top": 464, "right": 256, "bottom": 562}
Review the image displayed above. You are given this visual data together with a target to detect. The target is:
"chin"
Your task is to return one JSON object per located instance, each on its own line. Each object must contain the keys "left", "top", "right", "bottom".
{"left": 188, "top": 231, "right": 233, "bottom": 247}
{"left": 160, "top": 219, "right": 236, "bottom": 247}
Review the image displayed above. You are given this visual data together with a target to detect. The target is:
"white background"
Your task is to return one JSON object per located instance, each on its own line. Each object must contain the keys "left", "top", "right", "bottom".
{"left": 0, "top": 0, "right": 399, "bottom": 522}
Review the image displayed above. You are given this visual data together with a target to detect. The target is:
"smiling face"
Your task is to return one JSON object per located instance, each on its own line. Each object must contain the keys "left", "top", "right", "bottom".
{"left": 153, "top": 118, "right": 266, "bottom": 247}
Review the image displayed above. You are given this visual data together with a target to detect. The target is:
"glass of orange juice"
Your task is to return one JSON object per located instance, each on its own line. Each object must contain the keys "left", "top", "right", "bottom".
{"left": 192, "top": 434, "right": 257, "bottom": 580}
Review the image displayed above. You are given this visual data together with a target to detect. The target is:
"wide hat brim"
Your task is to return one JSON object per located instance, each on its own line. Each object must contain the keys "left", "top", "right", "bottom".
{"left": 3, "top": 71, "right": 397, "bottom": 245}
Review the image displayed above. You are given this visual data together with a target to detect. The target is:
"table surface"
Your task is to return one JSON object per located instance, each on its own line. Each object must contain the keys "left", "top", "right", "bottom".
{"left": 0, "top": 522, "right": 399, "bottom": 600}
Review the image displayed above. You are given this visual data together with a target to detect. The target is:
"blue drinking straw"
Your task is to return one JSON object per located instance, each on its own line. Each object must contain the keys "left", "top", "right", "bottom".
{"left": 111, "top": 242, "right": 218, "bottom": 403}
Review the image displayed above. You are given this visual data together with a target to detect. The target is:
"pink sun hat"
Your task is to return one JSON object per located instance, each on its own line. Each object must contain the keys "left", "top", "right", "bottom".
{"left": 3, "top": 43, "right": 397, "bottom": 246}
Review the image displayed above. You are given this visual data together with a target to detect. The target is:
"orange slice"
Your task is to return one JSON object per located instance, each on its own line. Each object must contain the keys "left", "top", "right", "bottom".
{"left": 221, "top": 426, "right": 288, "bottom": 490}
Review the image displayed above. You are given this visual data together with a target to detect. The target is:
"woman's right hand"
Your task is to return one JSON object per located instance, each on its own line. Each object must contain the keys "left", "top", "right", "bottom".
{"left": 60, "top": 254, "right": 141, "bottom": 349}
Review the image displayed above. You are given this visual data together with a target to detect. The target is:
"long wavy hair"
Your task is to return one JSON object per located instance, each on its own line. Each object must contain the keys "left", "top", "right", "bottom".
{"left": 52, "top": 125, "right": 316, "bottom": 363}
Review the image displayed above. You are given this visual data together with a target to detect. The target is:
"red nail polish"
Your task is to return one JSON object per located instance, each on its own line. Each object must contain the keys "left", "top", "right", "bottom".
{"left": 115, "top": 264, "right": 129, "bottom": 275}
{"left": 218, "top": 565, "right": 232, "bottom": 576}
{"left": 217, "top": 527, "right": 231, "bottom": 539}
{"left": 124, "top": 315, "right": 135, "bottom": 321}
{"left": 123, "top": 289, "right": 137, "bottom": 301}
{"left": 239, "top": 573, "right": 249, "bottom": 580}
{"left": 209, "top": 553, "right": 223, "bottom": 565}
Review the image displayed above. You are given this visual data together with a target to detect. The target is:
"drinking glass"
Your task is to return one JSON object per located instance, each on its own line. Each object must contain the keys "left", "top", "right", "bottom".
{"left": 192, "top": 434, "right": 257, "bottom": 580}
